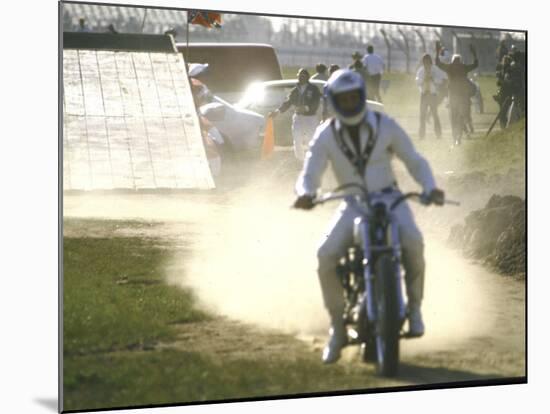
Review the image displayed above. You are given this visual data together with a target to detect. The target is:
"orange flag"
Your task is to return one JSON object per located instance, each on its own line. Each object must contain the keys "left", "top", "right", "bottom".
{"left": 189, "top": 11, "right": 222, "bottom": 29}
{"left": 261, "top": 116, "right": 275, "bottom": 159}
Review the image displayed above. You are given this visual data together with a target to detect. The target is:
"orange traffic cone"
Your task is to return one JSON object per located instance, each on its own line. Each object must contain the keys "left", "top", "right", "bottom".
{"left": 261, "top": 116, "right": 275, "bottom": 159}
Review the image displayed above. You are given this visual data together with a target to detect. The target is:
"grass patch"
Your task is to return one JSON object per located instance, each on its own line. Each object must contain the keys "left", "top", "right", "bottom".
{"left": 63, "top": 221, "right": 384, "bottom": 412}
{"left": 63, "top": 234, "right": 208, "bottom": 356}
{"left": 413, "top": 117, "right": 526, "bottom": 176}
{"left": 64, "top": 349, "right": 380, "bottom": 412}
{"left": 463, "top": 117, "right": 525, "bottom": 174}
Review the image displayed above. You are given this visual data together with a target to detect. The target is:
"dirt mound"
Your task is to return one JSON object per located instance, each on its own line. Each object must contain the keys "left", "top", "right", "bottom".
{"left": 443, "top": 168, "right": 525, "bottom": 199}
{"left": 448, "top": 194, "right": 525, "bottom": 276}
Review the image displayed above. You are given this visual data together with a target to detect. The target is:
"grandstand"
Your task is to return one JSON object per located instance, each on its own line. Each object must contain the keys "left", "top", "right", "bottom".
{"left": 62, "top": 3, "right": 515, "bottom": 72}
{"left": 63, "top": 3, "right": 188, "bottom": 35}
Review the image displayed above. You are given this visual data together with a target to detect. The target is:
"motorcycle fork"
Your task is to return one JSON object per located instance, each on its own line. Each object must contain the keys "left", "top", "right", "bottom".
{"left": 356, "top": 214, "right": 407, "bottom": 324}
{"left": 356, "top": 218, "right": 376, "bottom": 323}
{"left": 388, "top": 217, "right": 407, "bottom": 323}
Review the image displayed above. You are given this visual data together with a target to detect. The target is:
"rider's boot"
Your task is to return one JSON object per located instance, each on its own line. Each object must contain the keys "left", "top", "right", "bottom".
{"left": 407, "top": 304, "right": 425, "bottom": 337}
{"left": 322, "top": 319, "right": 347, "bottom": 364}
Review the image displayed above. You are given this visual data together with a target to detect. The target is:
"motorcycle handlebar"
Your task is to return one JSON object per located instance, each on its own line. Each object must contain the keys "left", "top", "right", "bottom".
{"left": 312, "top": 189, "right": 460, "bottom": 210}
{"left": 389, "top": 192, "right": 425, "bottom": 210}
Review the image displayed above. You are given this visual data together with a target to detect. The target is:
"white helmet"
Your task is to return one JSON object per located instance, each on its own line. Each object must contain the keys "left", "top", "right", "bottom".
{"left": 326, "top": 69, "right": 367, "bottom": 126}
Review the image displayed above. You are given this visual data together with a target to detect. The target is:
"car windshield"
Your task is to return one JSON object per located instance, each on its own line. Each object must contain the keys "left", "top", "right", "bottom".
{"left": 236, "top": 81, "right": 325, "bottom": 109}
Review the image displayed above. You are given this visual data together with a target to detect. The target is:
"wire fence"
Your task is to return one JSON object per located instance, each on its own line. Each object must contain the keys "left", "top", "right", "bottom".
{"left": 63, "top": 3, "right": 524, "bottom": 74}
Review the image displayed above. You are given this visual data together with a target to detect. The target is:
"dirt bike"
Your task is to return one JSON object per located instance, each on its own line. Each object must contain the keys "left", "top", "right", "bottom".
{"left": 313, "top": 183, "right": 458, "bottom": 377}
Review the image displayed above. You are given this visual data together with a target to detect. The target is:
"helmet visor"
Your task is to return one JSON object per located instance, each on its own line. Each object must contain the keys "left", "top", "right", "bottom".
{"left": 332, "top": 89, "right": 365, "bottom": 117}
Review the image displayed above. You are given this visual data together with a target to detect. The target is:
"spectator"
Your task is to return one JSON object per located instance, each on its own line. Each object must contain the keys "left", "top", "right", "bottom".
{"left": 322, "top": 65, "right": 341, "bottom": 120}
{"left": 311, "top": 63, "right": 329, "bottom": 81}
{"left": 348, "top": 51, "right": 363, "bottom": 69}
{"left": 106, "top": 24, "right": 118, "bottom": 34}
{"left": 494, "top": 54, "right": 514, "bottom": 129}
{"left": 509, "top": 49, "right": 526, "bottom": 118}
{"left": 349, "top": 58, "right": 368, "bottom": 84}
{"left": 469, "top": 73, "right": 484, "bottom": 114}
{"left": 438, "top": 46, "right": 452, "bottom": 64}
{"left": 361, "top": 45, "right": 384, "bottom": 102}
{"left": 435, "top": 41, "right": 478, "bottom": 145}
{"left": 494, "top": 48, "right": 525, "bottom": 128}
{"left": 77, "top": 18, "right": 91, "bottom": 33}
{"left": 463, "top": 78, "right": 478, "bottom": 136}
{"left": 415, "top": 54, "right": 444, "bottom": 139}
{"left": 190, "top": 79, "right": 223, "bottom": 176}
{"left": 435, "top": 46, "right": 451, "bottom": 107}
{"left": 496, "top": 40, "right": 509, "bottom": 65}
{"left": 328, "top": 64, "right": 341, "bottom": 76}
{"left": 267, "top": 68, "right": 322, "bottom": 161}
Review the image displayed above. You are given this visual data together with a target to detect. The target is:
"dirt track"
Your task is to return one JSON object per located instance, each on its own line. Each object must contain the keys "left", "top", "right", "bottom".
{"left": 63, "top": 148, "right": 526, "bottom": 388}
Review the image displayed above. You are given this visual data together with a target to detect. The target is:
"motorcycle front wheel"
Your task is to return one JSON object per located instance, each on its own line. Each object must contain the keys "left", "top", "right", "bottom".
{"left": 374, "top": 253, "right": 400, "bottom": 377}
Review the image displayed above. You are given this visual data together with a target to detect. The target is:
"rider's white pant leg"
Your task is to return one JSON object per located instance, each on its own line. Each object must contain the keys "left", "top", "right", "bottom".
{"left": 317, "top": 204, "right": 356, "bottom": 323}
{"left": 391, "top": 199, "right": 425, "bottom": 308}
{"left": 316, "top": 197, "right": 426, "bottom": 323}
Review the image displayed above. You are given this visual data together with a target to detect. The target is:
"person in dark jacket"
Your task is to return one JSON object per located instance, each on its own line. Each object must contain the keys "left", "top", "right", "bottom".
{"left": 268, "top": 68, "right": 322, "bottom": 160}
{"left": 496, "top": 40, "right": 509, "bottom": 66}
{"left": 349, "top": 52, "right": 368, "bottom": 85}
{"left": 435, "top": 41, "right": 478, "bottom": 145}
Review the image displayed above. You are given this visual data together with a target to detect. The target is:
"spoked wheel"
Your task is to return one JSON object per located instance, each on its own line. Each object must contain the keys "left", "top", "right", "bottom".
{"left": 373, "top": 254, "right": 400, "bottom": 377}
{"left": 358, "top": 306, "right": 377, "bottom": 363}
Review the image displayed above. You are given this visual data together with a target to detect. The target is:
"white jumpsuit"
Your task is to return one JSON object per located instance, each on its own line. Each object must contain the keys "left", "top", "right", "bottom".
{"left": 295, "top": 111, "right": 437, "bottom": 325}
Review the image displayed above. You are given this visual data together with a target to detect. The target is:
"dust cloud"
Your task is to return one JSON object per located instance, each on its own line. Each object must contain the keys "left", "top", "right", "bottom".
{"left": 165, "top": 167, "right": 500, "bottom": 349}
{"left": 64, "top": 156, "right": 505, "bottom": 349}
{"left": 165, "top": 175, "right": 334, "bottom": 336}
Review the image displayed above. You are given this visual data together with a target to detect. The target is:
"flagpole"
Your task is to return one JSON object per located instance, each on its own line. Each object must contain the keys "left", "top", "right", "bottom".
{"left": 141, "top": 9, "right": 148, "bottom": 33}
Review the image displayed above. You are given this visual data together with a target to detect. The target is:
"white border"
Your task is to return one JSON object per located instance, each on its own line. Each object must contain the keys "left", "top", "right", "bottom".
{"left": 1, "top": 0, "right": 545, "bottom": 413}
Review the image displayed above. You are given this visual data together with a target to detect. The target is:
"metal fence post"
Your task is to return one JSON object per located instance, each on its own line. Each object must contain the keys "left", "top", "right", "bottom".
{"left": 380, "top": 29, "right": 392, "bottom": 73}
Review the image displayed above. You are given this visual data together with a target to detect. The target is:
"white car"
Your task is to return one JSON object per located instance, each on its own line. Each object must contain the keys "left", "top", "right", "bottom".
{"left": 234, "top": 79, "right": 383, "bottom": 146}
{"left": 199, "top": 94, "right": 265, "bottom": 154}
{"left": 236, "top": 79, "right": 384, "bottom": 115}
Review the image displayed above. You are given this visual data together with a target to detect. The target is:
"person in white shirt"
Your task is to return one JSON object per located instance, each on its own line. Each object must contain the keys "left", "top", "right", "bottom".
{"left": 361, "top": 45, "right": 385, "bottom": 102}
{"left": 293, "top": 69, "right": 445, "bottom": 363}
{"left": 415, "top": 54, "right": 444, "bottom": 139}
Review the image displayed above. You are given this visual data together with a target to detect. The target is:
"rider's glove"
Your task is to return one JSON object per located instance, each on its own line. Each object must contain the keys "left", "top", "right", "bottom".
{"left": 293, "top": 195, "right": 315, "bottom": 210}
{"left": 428, "top": 188, "right": 445, "bottom": 206}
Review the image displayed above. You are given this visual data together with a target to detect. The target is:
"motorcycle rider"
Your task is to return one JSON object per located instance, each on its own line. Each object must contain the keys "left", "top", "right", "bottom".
{"left": 293, "top": 69, "right": 445, "bottom": 364}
